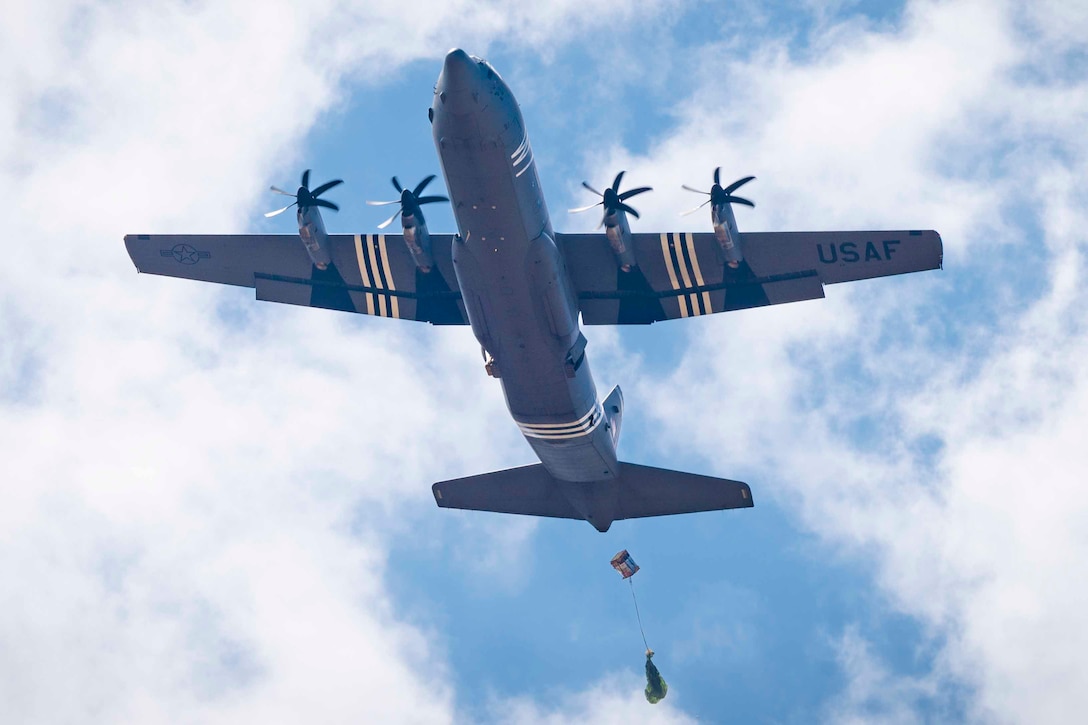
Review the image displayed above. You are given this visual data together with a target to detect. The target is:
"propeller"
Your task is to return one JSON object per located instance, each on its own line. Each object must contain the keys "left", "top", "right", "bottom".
{"left": 366, "top": 175, "right": 449, "bottom": 230}
{"left": 569, "top": 170, "right": 652, "bottom": 225}
{"left": 680, "top": 168, "right": 755, "bottom": 216}
{"left": 265, "top": 169, "right": 343, "bottom": 218}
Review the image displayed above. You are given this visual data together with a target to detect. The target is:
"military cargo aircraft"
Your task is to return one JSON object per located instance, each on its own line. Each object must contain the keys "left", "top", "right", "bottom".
{"left": 125, "top": 49, "right": 942, "bottom": 532}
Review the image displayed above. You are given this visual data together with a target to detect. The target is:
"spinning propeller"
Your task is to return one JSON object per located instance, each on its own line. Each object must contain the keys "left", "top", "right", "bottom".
{"left": 366, "top": 175, "right": 449, "bottom": 230}
{"left": 680, "top": 168, "right": 755, "bottom": 216}
{"left": 265, "top": 169, "right": 343, "bottom": 218}
{"left": 569, "top": 171, "right": 652, "bottom": 225}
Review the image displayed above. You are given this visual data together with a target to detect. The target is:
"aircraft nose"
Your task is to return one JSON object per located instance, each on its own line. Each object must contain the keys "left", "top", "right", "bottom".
{"left": 440, "top": 48, "right": 477, "bottom": 94}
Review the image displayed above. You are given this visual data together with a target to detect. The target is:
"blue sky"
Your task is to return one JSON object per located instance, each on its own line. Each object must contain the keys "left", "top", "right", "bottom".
{"left": 1, "top": 1, "right": 1086, "bottom": 723}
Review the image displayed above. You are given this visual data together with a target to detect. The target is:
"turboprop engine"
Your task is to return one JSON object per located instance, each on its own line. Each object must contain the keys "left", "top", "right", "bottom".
{"left": 367, "top": 175, "right": 449, "bottom": 273}
{"left": 265, "top": 169, "right": 343, "bottom": 270}
{"left": 569, "top": 171, "right": 652, "bottom": 273}
{"left": 681, "top": 169, "right": 755, "bottom": 268}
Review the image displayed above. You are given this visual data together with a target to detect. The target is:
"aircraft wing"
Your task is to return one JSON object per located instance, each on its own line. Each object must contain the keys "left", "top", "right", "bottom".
{"left": 558, "top": 230, "right": 943, "bottom": 324}
{"left": 124, "top": 233, "right": 467, "bottom": 324}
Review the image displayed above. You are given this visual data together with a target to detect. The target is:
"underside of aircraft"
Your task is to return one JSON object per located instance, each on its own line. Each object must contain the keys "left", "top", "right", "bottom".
{"left": 125, "top": 49, "right": 942, "bottom": 531}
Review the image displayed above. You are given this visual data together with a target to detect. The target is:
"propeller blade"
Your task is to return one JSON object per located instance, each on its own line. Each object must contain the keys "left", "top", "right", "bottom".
{"left": 723, "top": 175, "right": 755, "bottom": 195}
{"left": 270, "top": 185, "right": 296, "bottom": 197}
{"left": 618, "top": 186, "right": 652, "bottom": 201}
{"left": 377, "top": 210, "right": 401, "bottom": 229}
{"left": 680, "top": 199, "right": 712, "bottom": 216}
{"left": 681, "top": 185, "right": 709, "bottom": 195}
{"left": 713, "top": 167, "right": 721, "bottom": 187}
{"left": 366, "top": 199, "right": 400, "bottom": 206}
{"left": 569, "top": 201, "right": 603, "bottom": 214}
{"left": 312, "top": 198, "right": 339, "bottom": 212}
{"left": 264, "top": 203, "right": 296, "bottom": 218}
{"left": 723, "top": 195, "right": 754, "bottom": 208}
{"left": 412, "top": 174, "right": 437, "bottom": 197}
{"left": 617, "top": 202, "right": 640, "bottom": 219}
{"left": 392, "top": 176, "right": 403, "bottom": 193}
{"left": 581, "top": 181, "right": 603, "bottom": 197}
{"left": 310, "top": 179, "right": 343, "bottom": 197}
{"left": 611, "top": 170, "right": 625, "bottom": 192}
{"left": 415, "top": 195, "right": 449, "bottom": 205}
{"left": 301, "top": 169, "right": 311, "bottom": 189}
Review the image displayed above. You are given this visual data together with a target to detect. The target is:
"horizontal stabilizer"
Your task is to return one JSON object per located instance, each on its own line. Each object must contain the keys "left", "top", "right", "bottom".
{"left": 615, "top": 462, "right": 753, "bottom": 520}
{"left": 433, "top": 464, "right": 582, "bottom": 520}
{"left": 432, "top": 462, "right": 752, "bottom": 532}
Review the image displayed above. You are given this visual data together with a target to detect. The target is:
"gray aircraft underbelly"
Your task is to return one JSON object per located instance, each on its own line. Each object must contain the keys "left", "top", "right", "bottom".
{"left": 433, "top": 52, "right": 617, "bottom": 483}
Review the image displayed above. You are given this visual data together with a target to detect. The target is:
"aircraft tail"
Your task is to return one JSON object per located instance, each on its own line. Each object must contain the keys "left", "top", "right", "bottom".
{"left": 432, "top": 462, "right": 752, "bottom": 532}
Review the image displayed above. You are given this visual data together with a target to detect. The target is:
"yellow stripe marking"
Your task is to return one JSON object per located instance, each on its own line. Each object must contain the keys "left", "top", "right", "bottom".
{"left": 670, "top": 232, "right": 697, "bottom": 315}
{"left": 377, "top": 235, "right": 400, "bottom": 319}
{"left": 659, "top": 233, "right": 687, "bottom": 318}
{"left": 364, "top": 235, "right": 388, "bottom": 317}
{"left": 354, "top": 234, "right": 375, "bottom": 316}
{"left": 685, "top": 232, "right": 713, "bottom": 314}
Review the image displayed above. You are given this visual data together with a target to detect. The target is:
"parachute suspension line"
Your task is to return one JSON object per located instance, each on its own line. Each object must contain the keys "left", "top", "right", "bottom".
{"left": 612, "top": 550, "right": 667, "bottom": 704}
{"left": 629, "top": 577, "right": 649, "bottom": 652}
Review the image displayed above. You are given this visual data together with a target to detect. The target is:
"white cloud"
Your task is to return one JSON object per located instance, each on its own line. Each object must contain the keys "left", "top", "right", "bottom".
{"left": 489, "top": 673, "right": 697, "bottom": 725}
{"left": 0, "top": 0, "right": 702, "bottom": 723}
{"left": 584, "top": 0, "right": 1088, "bottom": 722}
{"left": 11, "top": 0, "right": 1083, "bottom": 720}
{"left": 822, "top": 626, "right": 945, "bottom": 725}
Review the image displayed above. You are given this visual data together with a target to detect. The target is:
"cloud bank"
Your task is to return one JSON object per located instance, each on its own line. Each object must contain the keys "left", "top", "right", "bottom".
{"left": 580, "top": 1, "right": 1087, "bottom": 721}
{"left": 4, "top": 0, "right": 1085, "bottom": 721}
{"left": 0, "top": 0, "right": 689, "bottom": 722}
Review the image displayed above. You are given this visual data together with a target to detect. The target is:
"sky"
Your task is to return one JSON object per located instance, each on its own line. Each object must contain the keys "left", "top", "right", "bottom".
{"left": 1, "top": 0, "right": 1086, "bottom": 722}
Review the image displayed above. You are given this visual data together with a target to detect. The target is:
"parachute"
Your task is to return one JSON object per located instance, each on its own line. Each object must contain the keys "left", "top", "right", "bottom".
{"left": 645, "top": 650, "right": 668, "bottom": 704}
{"left": 611, "top": 549, "right": 668, "bottom": 704}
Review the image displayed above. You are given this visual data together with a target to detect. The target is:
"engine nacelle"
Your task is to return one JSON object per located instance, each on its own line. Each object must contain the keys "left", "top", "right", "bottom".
{"left": 603, "top": 209, "right": 637, "bottom": 272}
{"left": 711, "top": 202, "right": 743, "bottom": 268}
{"left": 401, "top": 213, "right": 435, "bottom": 273}
{"left": 297, "top": 205, "right": 332, "bottom": 269}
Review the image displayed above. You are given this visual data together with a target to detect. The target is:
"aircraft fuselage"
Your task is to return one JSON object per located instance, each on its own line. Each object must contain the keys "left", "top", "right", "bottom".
{"left": 431, "top": 49, "right": 619, "bottom": 483}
